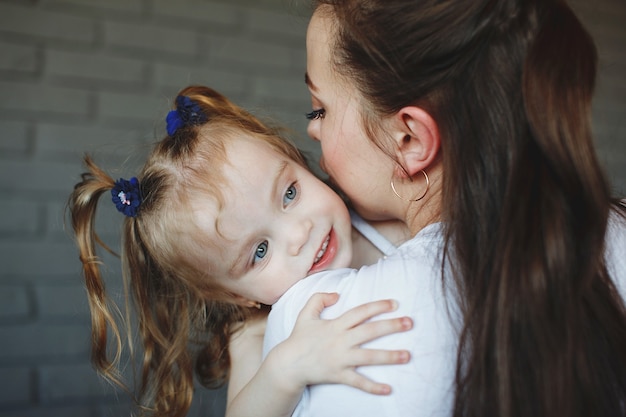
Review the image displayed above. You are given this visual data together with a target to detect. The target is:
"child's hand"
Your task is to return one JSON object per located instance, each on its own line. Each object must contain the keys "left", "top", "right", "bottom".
{"left": 269, "top": 292, "right": 413, "bottom": 396}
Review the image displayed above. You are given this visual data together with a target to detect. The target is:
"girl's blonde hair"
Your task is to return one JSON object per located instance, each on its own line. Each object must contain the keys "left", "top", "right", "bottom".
{"left": 68, "top": 86, "right": 307, "bottom": 416}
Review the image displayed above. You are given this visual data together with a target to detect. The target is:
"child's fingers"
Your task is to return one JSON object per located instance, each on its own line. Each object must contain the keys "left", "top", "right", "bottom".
{"left": 334, "top": 299, "right": 400, "bottom": 329}
{"left": 339, "top": 371, "right": 393, "bottom": 395}
{"left": 349, "top": 316, "right": 413, "bottom": 345}
{"left": 347, "top": 348, "right": 411, "bottom": 367}
{"left": 297, "top": 292, "right": 340, "bottom": 319}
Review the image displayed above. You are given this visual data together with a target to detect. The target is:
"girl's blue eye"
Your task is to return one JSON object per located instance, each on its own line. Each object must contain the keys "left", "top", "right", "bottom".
{"left": 283, "top": 183, "right": 297, "bottom": 206}
{"left": 254, "top": 241, "right": 268, "bottom": 264}
{"left": 305, "top": 108, "right": 325, "bottom": 120}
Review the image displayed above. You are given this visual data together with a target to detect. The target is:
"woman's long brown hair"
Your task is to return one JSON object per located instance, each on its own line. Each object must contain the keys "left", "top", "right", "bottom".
{"left": 67, "top": 86, "right": 307, "bottom": 416}
{"left": 315, "top": 0, "right": 626, "bottom": 416}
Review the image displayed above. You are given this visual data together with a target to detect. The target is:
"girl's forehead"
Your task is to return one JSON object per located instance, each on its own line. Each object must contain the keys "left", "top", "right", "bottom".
{"left": 201, "top": 138, "right": 282, "bottom": 223}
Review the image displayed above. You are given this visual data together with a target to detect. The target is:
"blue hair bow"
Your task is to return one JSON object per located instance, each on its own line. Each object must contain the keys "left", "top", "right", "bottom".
{"left": 111, "top": 177, "right": 142, "bottom": 217}
{"left": 166, "top": 95, "right": 208, "bottom": 136}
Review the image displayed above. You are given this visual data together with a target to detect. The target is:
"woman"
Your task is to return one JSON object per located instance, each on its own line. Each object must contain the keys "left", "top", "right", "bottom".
{"left": 302, "top": 0, "right": 626, "bottom": 416}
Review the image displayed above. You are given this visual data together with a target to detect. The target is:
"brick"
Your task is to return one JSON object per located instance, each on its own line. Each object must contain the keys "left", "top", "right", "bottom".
{"left": 0, "top": 240, "right": 83, "bottom": 276}
{"left": 291, "top": 48, "right": 307, "bottom": 73}
{"left": 0, "top": 367, "right": 31, "bottom": 405}
{"left": 599, "top": 58, "right": 626, "bottom": 81}
{"left": 34, "top": 284, "right": 90, "bottom": 319}
{"left": 186, "top": 384, "right": 227, "bottom": 417}
{"left": 0, "top": 201, "right": 40, "bottom": 236}
{"left": 0, "top": 40, "right": 38, "bottom": 73}
{"left": 39, "top": 363, "right": 120, "bottom": 403}
{"left": 0, "top": 285, "right": 31, "bottom": 319}
{"left": 154, "top": 62, "right": 248, "bottom": 97}
{"left": 0, "top": 405, "right": 98, "bottom": 417}
{"left": 570, "top": 0, "right": 626, "bottom": 24}
{"left": 208, "top": 36, "right": 291, "bottom": 70}
{"left": 96, "top": 402, "right": 134, "bottom": 417}
{"left": 46, "top": 50, "right": 145, "bottom": 85}
{"left": 50, "top": 197, "right": 124, "bottom": 243}
{"left": 600, "top": 145, "right": 626, "bottom": 194}
{"left": 596, "top": 76, "right": 626, "bottom": 110}
{"left": 0, "top": 3, "right": 95, "bottom": 44}
{"left": 104, "top": 21, "right": 197, "bottom": 56}
{"left": 97, "top": 91, "right": 166, "bottom": 123}
{"left": 247, "top": 8, "right": 307, "bottom": 41}
{"left": 0, "top": 323, "right": 90, "bottom": 358}
{"left": 0, "top": 120, "right": 30, "bottom": 153}
{"left": 153, "top": 0, "right": 240, "bottom": 28}
{"left": 47, "top": 201, "right": 68, "bottom": 240}
{"left": 44, "top": 0, "right": 143, "bottom": 14}
{"left": 36, "top": 123, "right": 142, "bottom": 160}
{"left": 266, "top": 106, "right": 311, "bottom": 140}
{"left": 0, "top": 159, "right": 83, "bottom": 194}
{"left": 0, "top": 81, "right": 90, "bottom": 117}
{"left": 251, "top": 75, "right": 309, "bottom": 103}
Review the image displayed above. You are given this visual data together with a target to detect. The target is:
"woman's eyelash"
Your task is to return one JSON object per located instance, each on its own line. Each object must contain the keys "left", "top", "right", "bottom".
{"left": 305, "top": 108, "right": 325, "bottom": 120}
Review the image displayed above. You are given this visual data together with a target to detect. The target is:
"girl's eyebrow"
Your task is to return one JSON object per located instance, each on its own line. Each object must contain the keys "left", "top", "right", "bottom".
{"left": 227, "top": 159, "right": 290, "bottom": 278}
{"left": 271, "top": 160, "right": 289, "bottom": 200}
{"left": 228, "top": 234, "right": 256, "bottom": 278}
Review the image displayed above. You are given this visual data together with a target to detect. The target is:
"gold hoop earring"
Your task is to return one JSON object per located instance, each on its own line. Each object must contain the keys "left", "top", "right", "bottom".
{"left": 391, "top": 170, "right": 430, "bottom": 202}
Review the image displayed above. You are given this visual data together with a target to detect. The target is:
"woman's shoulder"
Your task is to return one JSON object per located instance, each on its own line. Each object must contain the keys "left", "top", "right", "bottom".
{"left": 606, "top": 206, "right": 626, "bottom": 298}
{"left": 606, "top": 205, "right": 626, "bottom": 257}
{"left": 276, "top": 223, "right": 448, "bottom": 316}
{"left": 393, "top": 221, "right": 445, "bottom": 259}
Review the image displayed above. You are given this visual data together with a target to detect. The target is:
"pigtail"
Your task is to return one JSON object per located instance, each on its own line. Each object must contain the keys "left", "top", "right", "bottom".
{"left": 68, "top": 156, "right": 199, "bottom": 417}
{"left": 122, "top": 221, "right": 193, "bottom": 416}
{"left": 67, "top": 155, "right": 126, "bottom": 389}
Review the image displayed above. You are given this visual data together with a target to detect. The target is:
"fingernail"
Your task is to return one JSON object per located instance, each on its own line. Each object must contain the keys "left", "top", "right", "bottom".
{"left": 389, "top": 300, "right": 398, "bottom": 310}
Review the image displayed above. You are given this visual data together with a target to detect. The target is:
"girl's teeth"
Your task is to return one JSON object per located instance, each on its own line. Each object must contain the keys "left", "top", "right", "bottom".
{"left": 314, "top": 235, "right": 330, "bottom": 264}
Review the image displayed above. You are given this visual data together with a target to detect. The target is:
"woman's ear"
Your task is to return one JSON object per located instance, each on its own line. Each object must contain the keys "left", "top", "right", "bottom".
{"left": 391, "top": 106, "right": 440, "bottom": 178}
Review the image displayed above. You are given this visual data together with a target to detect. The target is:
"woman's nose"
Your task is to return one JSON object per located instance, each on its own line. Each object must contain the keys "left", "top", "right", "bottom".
{"left": 306, "top": 120, "right": 320, "bottom": 142}
{"left": 287, "top": 218, "right": 313, "bottom": 256}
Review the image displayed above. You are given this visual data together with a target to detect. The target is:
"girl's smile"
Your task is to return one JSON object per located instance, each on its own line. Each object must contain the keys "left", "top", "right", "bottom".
{"left": 308, "top": 228, "right": 337, "bottom": 275}
{"left": 192, "top": 134, "right": 353, "bottom": 305}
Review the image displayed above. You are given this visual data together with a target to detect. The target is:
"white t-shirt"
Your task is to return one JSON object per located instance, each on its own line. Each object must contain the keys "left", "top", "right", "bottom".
{"left": 263, "top": 211, "right": 626, "bottom": 417}
{"left": 349, "top": 209, "right": 398, "bottom": 257}
{"left": 605, "top": 209, "right": 626, "bottom": 300}
{"left": 263, "top": 222, "right": 460, "bottom": 417}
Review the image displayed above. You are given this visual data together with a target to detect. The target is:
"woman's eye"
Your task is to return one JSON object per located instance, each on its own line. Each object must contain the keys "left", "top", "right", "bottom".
{"left": 283, "top": 183, "right": 298, "bottom": 206}
{"left": 254, "top": 241, "right": 268, "bottom": 264}
{"left": 305, "top": 108, "right": 325, "bottom": 120}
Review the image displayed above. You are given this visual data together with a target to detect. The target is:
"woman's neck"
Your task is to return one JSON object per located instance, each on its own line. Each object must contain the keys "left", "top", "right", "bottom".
{"left": 406, "top": 164, "right": 443, "bottom": 236}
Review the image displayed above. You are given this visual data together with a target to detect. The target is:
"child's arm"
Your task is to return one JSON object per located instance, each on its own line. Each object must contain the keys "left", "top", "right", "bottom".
{"left": 227, "top": 307, "right": 269, "bottom": 407}
{"left": 226, "top": 293, "right": 412, "bottom": 417}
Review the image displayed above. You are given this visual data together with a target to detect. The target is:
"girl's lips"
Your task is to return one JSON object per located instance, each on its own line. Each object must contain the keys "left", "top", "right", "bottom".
{"left": 308, "top": 228, "right": 338, "bottom": 275}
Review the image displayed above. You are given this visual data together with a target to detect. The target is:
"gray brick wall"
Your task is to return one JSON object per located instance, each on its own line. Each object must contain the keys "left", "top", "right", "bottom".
{"left": 0, "top": 0, "right": 310, "bottom": 416}
{"left": 0, "top": 0, "right": 623, "bottom": 416}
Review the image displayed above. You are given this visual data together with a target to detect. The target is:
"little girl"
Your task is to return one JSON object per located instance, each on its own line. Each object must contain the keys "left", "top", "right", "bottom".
{"left": 68, "top": 85, "right": 412, "bottom": 417}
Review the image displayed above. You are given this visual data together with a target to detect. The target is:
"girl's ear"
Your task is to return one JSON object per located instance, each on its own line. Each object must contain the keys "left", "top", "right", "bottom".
{"left": 232, "top": 294, "right": 262, "bottom": 309}
{"left": 390, "top": 106, "right": 441, "bottom": 178}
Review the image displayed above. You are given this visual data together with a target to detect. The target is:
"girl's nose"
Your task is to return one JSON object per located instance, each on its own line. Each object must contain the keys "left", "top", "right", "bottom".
{"left": 287, "top": 218, "right": 313, "bottom": 256}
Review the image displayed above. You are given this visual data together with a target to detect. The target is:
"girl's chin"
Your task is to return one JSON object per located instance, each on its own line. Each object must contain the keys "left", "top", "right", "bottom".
{"left": 333, "top": 248, "right": 352, "bottom": 269}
